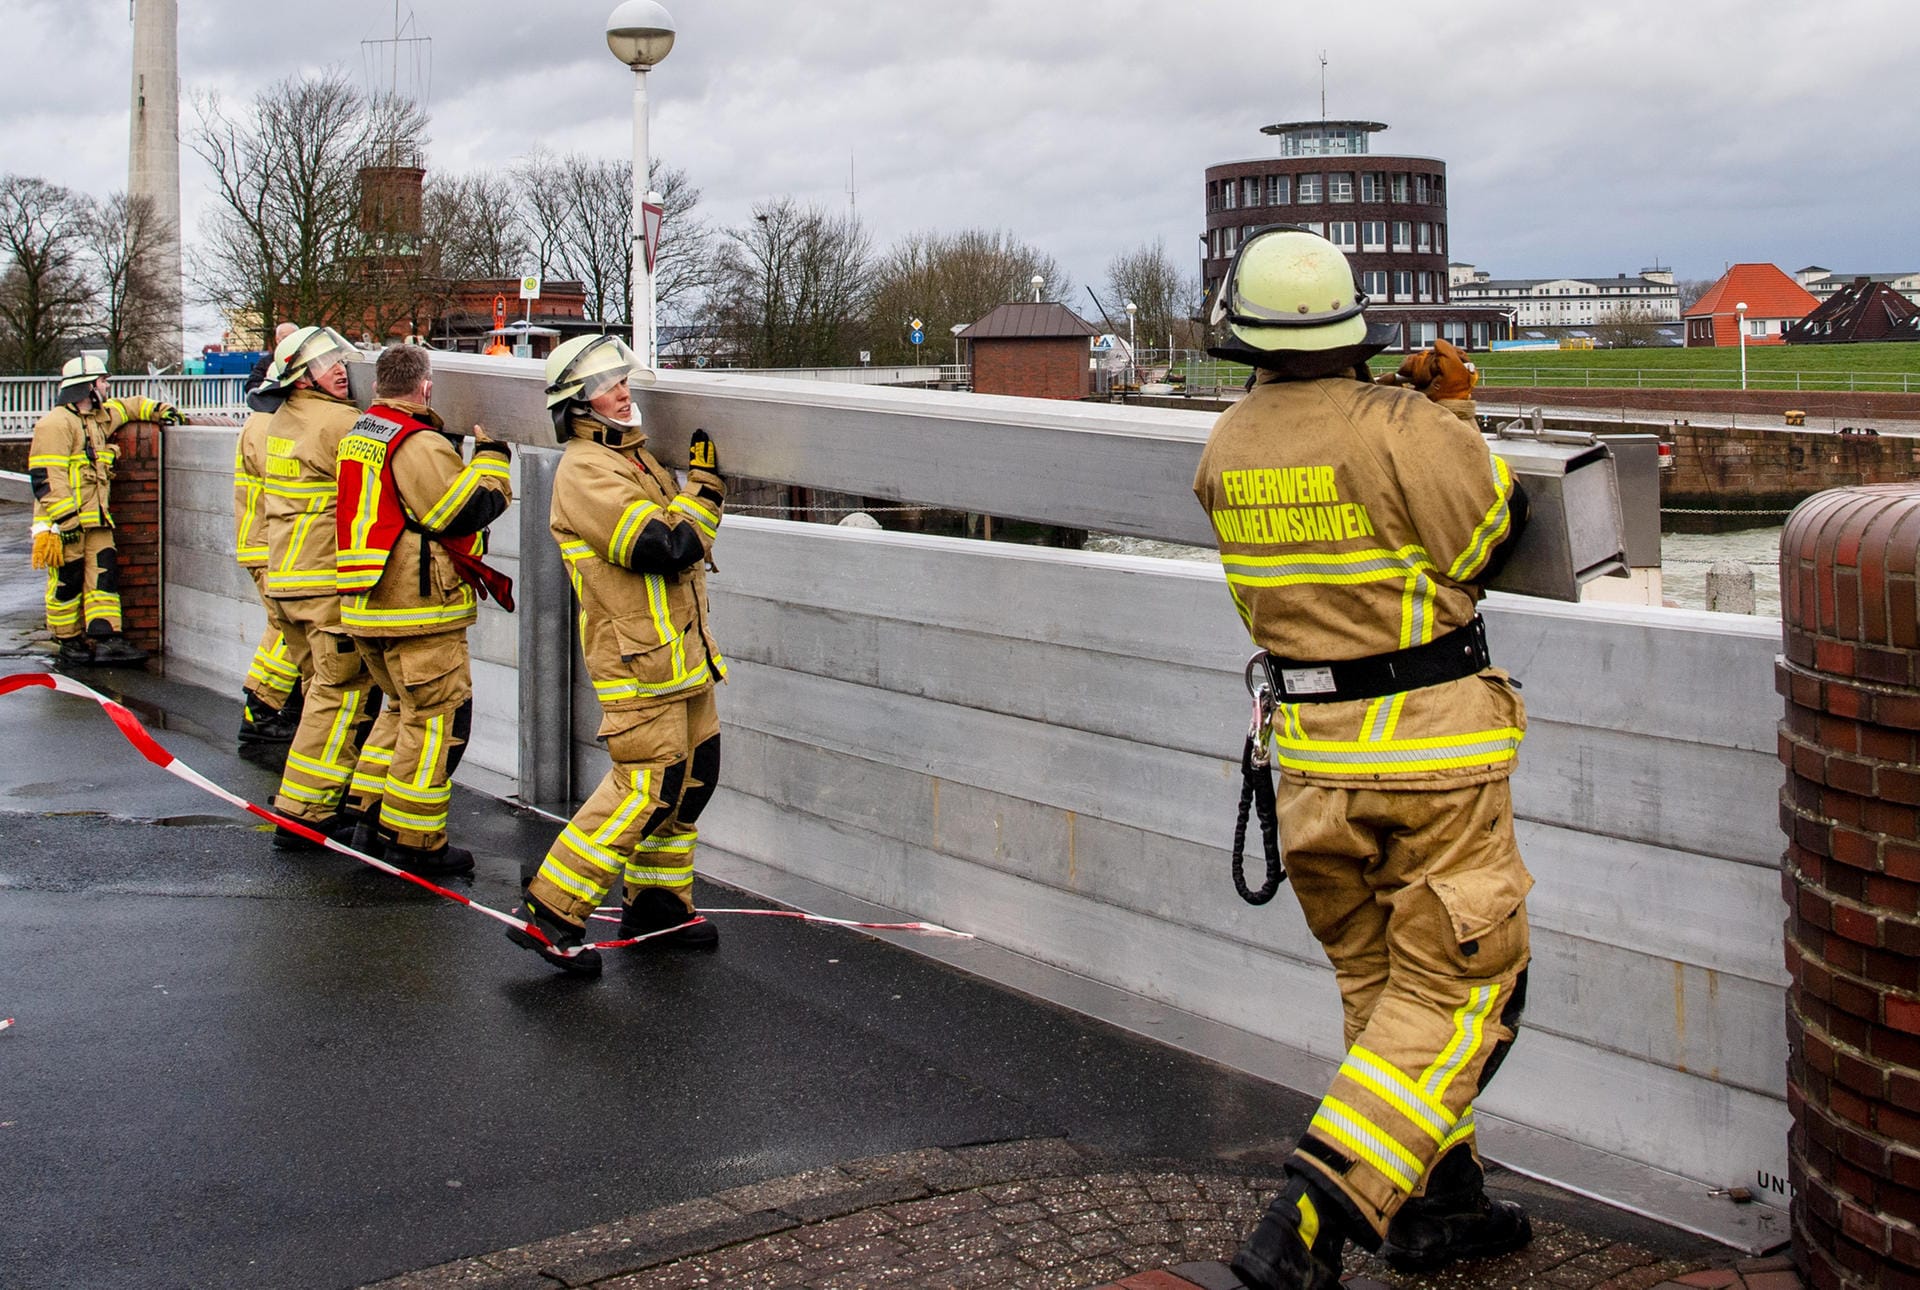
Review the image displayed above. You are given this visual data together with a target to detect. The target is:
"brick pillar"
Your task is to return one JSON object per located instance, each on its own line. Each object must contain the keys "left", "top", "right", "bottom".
{"left": 109, "top": 420, "right": 164, "bottom": 656}
{"left": 1777, "top": 485, "right": 1920, "bottom": 1288}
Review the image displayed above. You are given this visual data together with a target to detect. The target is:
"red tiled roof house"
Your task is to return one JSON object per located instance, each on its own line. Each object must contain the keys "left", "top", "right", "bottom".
{"left": 1683, "top": 263, "right": 1819, "bottom": 347}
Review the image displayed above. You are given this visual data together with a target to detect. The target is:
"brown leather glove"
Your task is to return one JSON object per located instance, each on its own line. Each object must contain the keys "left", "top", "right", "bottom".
{"left": 30, "top": 528, "right": 64, "bottom": 570}
{"left": 1424, "top": 338, "right": 1477, "bottom": 401}
{"left": 1379, "top": 349, "right": 1439, "bottom": 390}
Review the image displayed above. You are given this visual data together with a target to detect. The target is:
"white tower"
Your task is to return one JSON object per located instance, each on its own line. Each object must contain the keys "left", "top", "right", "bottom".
{"left": 128, "top": 0, "right": 183, "bottom": 365}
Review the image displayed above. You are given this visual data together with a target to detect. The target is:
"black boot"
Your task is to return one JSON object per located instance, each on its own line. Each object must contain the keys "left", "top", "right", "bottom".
{"left": 1231, "top": 1172, "right": 1350, "bottom": 1290}
{"left": 348, "top": 807, "right": 394, "bottom": 857}
{"left": 1381, "top": 1146, "right": 1532, "bottom": 1272}
{"left": 507, "top": 893, "right": 603, "bottom": 977}
{"left": 55, "top": 637, "right": 93, "bottom": 667}
{"left": 271, "top": 813, "right": 352, "bottom": 853}
{"left": 239, "top": 690, "right": 295, "bottom": 745}
{"left": 89, "top": 634, "right": 149, "bottom": 667}
{"left": 619, "top": 887, "right": 718, "bottom": 949}
{"left": 383, "top": 838, "right": 475, "bottom": 878}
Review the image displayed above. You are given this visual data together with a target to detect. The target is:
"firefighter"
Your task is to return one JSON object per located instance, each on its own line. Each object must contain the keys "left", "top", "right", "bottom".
{"left": 252, "top": 325, "right": 396, "bottom": 851}
{"left": 509, "top": 334, "right": 725, "bottom": 976}
{"left": 233, "top": 394, "right": 305, "bottom": 746}
{"left": 1192, "top": 226, "right": 1534, "bottom": 1289}
{"left": 28, "top": 356, "right": 183, "bottom": 667}
{"left": 334, "top": 343, "right": 513, "bottom": 876}
{"left": 1377, "top": 336, "right": 1480, "bottom": 424}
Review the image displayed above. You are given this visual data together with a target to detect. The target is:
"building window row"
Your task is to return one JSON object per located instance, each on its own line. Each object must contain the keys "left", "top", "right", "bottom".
{"left": 1207, "top": 170, "right": 1445, "bottom": 212}
{"left": 1206, "top": 221, "right": 1442, "bottom": 259}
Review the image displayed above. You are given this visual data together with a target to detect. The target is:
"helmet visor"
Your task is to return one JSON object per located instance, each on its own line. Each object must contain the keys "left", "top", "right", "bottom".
{"left": 547, "top": 335, "right": 646, "bottom": 405}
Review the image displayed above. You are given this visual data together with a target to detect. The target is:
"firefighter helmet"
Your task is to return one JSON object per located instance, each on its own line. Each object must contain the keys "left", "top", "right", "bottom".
{"left": 56, "top": 354, "right": 109, "bottom": 405}
{"left": 543, "top": 334, "right": 653, "bottom": 440}
{"left": 255, "top": 325, "right": 359, "bottom": 395}
{"left": 1210, "top": 225, "right": 1374, "bottom": 353}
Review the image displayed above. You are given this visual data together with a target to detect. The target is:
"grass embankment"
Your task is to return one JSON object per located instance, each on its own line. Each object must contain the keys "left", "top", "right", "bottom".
{"left": 1180, "top": 342, "right": 1920, "bottom": 394}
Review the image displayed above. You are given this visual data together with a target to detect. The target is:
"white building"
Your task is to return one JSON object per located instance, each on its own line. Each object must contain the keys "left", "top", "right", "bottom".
{"left": 1446, "top": 265, "right": 1682, "bottom": 326}
{"left": 1794, "top": 266, "right": 1920, "bottom": 306}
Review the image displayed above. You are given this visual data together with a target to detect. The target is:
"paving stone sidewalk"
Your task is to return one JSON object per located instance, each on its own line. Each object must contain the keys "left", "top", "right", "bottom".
{"left": 361, "top": 1140, "right": 1801, "bottom": 1290}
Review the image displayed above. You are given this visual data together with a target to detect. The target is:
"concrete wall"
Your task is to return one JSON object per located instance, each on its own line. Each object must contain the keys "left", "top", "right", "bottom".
{"left": 159, "top": 369, "right": 1794, "bottom": 1251}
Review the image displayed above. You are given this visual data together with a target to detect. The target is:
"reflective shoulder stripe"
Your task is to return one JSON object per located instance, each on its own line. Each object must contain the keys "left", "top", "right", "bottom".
{"left": 668, "top": 495, "right": 718, "bottom": 541}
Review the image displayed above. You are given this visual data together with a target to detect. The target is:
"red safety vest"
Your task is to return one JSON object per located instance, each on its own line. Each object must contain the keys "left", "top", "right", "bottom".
{"left": 335, "top": 404, "right": 514, "bottom": 610}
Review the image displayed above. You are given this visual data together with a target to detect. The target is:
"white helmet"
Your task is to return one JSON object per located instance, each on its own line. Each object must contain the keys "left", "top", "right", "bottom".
{"left": 256, "top": 325, "right": 358, "bottom": 395}
{"left": 543, "top": 334, "right": 653, "bottom": 441}
{"left": 1209, "top": 225, "right": 1395, "bottom": 372}
{"left": 56, "top": 354, "right": 108, "bottom": 404}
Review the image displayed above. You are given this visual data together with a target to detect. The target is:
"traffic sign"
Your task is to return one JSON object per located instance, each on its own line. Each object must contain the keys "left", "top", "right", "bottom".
{"left": 909, "top": 318, "right": 923, "bottom": 331}
{"left": 641, "top": 201, "right": 665, "bottom": 273}
{"left": 910, "top": 329, "right": 925, "bottom": 345}
{"left": 518, "top": 274, "right": 542, "bottom": 300}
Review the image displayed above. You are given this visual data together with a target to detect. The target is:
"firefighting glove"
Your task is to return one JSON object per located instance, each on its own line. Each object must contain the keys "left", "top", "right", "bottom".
{"left": 1380, "top": 348, "right": 1438, "bottom": 390}
{"left": 687, "top": 428, "right": 724, "bottom": 503}
{"left": 158, "top": 403, "right": 187, "bottom": 425}
{"left": 469, "top": 423, "right": 510, "bottom": 460}
{"left": 1424, "top": 338, "right": 1478, "bottom": 402}
{"left": 30, "top": 525, "right": 62, "bottom": 571}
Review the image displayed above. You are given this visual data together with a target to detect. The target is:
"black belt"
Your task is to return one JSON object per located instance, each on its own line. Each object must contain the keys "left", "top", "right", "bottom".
{"left": 1261, "top": 616, "right": 1491, "bottom": 704}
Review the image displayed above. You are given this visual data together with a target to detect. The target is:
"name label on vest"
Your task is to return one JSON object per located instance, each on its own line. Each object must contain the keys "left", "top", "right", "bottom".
{"left": 339, "top": 414, "right": 407, "bottom": 467}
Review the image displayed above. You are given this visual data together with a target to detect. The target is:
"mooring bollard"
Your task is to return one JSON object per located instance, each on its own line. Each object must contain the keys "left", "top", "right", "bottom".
{"left": 1776, "top": 485, "right": 1920, "bottom": 1288}
{"left": 1706, "top": 558, "right": 1758, "bottom": 614}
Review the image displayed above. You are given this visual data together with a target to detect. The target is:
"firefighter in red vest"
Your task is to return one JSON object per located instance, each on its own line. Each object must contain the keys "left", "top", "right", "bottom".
{"left": 334, "top": 344, "right": 513, "bottom": 876}
{"left": 508, "top": 334, "right": 725, "bottom": 976}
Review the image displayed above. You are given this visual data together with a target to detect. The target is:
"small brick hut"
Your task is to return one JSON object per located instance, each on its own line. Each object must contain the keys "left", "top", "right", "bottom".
{"left": 961, "top": 303, "right": 1097, "bottom": 400}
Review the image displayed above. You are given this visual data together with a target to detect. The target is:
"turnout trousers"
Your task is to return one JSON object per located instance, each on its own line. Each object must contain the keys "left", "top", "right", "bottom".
{"left": 269, "top": 595, "right": 393, "bottom": 824}
{"left": 1277, "top": 777, "right": 1532, "bottom": 1241}
{"left": 528, "top": 689, "right": 720, "bottom": 929}
{"left": 244, "top": 567, "right": 302, "bottom": 711}
{"left": 353, "top": 630, "right": 473, "bottom": 852}
{"left": 45, "top": 529, "right": 120, "bottom": 640}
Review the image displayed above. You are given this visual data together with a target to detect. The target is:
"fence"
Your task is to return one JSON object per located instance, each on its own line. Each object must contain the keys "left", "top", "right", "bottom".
{"left": 0, "top": 374, "right": 251, "bottom": 434}
{"left": 157, "top": 358, "right": 1793, "bottom": 1252}
{"left": 1477, "top": 367, "right": 1919, "bottom": 393}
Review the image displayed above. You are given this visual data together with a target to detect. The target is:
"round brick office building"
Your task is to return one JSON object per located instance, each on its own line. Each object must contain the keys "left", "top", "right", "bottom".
{"left": 1202, "top": 120, "right": 1509, "bottom": 352}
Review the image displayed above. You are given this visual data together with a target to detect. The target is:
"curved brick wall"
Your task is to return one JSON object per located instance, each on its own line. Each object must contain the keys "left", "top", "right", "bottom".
{"left": 1778, "top": 485, "right": 1920, "bottom": 1287}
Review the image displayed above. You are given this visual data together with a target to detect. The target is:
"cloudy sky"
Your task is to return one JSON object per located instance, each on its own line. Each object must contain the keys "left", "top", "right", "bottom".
{"left": 7, "top": 0, "right": 1915, "bottom": 348}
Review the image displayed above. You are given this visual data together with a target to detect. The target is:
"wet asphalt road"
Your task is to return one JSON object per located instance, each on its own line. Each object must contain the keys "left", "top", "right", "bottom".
{"left": 0, "top": 654, "right": 1316, "bottom": 1290}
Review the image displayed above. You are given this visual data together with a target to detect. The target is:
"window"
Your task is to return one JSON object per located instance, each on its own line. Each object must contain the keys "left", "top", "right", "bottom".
{"left": 1361, "top": 172, "right": 1387, "bottom": 202}
{"left": 1391, "top": 221, "right": 1412, "bottom": 252}
{"left": 1328, "top": 220, "right": 1357, "bottom": 250}
{"left": 1391, "top": 173, "right": 1409, "bottom": 202}
{"left": 1413, "top": 322, "right": 1438, "bottom": 346}
{"left": 1442, "top": 321, "right": 1468, "bottom": 346}
{"left": 1750, "top": 319, "right": 1768, "bottom": 337}
{"left": 1207, "top": 182, "right": 1219, "bottom": 213}
{"left": 1417, "top": 271, "right": 1434, "bottom": 302}
{"left": 1328, "top": 172, "right": 1354, "bottom": 203}
{"left": 1243, "top": 177, "right": 1262, "bottom": 207}
{"left": 1415, "top": 174, "right": 1432, "bottom": 203}
{"left": 1267, "top": 174, "right": 1290, "bottom": 205}
{"left": 1297, "top": 173, "right": 1324, "bottom": 202}
{"left": 1223, "top": 181, "right": 1236, "bottom": 210}
{"left": 1416, "top": 223, "right": 1432, "bottom": 253}
{"left": 1470, "top": 322, "right": 1489, "bottom": 349}
{"left": 1392, "top": 270, "right": 1414, "bottom": 298}
{"left": 1222, "top": 226, "right": 1237, "bottom": 255}
{"left": 1433, "top": 224, "right": 1444, "bottom": 256}
{"left": 1300, "top": 221, "right": 1326, "bottom": 237}
{"left": 1361, "top": 220, "right": 1387, "bottom": 251}
{"left": 1361, "top": 270, "right": 1389, "bottom": 298}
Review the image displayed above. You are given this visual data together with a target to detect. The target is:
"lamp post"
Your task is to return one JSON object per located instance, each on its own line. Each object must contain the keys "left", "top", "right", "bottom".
{"left": 1124, "top": 300, "right": 1137, "bottom": 389}
{"left": 606, "top": 0, "right": 675, "bottom": 368}
{"left": 1031, "top": 274, "right": 1044, "bottom": 303}
{"left": 1734, "top": 300, "right": 1748, "bottom": 391}
{"left": 949, "top": 321, "right": 966, "bottom": 371}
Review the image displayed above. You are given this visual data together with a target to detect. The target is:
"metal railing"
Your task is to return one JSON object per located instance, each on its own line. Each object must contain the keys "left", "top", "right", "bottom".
{"left": 1477, "top": 367, "right": 1919, "bottom": 393}
{"left": 0, "top": 374, "right": 252, "bottom": 434}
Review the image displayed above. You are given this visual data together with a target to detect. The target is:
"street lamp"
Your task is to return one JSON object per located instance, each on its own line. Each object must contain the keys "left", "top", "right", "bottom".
{"left": 607, "top": 0, "right": 676, "bottom": 368}
{"left": 1734, "top": 300, "right": 1748, "bottom": 391}
{"left": 1031, "top": 274, "right": 1044, "bottom": 303}
{"left": 1124, "top": 300, "right": 1137, "bottom": 388}
{"left": 949, "top": 321, "right": 966, "bottom": 370}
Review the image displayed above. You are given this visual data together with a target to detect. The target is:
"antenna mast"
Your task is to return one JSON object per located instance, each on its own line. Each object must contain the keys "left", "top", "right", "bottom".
{"left": 1319, "top": 51, "right": 1328, "bottom": 119}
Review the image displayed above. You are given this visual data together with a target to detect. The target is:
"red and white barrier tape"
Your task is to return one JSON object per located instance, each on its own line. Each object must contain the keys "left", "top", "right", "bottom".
{"left": 592, "top": 907, "right": 971, "bottom": 938}
{"left": 0, "top": 1018, "right": 13, "bottom": 1032}
{"left": 2, "top": 672, "right": 971, "bottom": 955}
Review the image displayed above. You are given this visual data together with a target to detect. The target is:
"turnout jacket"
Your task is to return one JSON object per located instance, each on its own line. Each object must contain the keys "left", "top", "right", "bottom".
{"left": 259, "top": 388, "right": 361, "bottom": 600}
{"left": 335, "top": 399, "right": 514, "bottom": 636}
{"left": 550, "top": 419, "right": 725, "bottom": 711}
{"left": 1193, "top": 371, "right": 1525, "bottom": 788}
{"left": 232, "top": 411, "right": 273, "bottom": 566}
{"left": 28, "top": 403, "right": 122, "bottom": 532}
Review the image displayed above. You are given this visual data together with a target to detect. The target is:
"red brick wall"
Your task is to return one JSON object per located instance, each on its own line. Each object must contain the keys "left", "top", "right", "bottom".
{"left": 971, "top": 338, "right": 1091, "bottom": 400}
{"left": 1664, "top": 425, "right": 1920, "bottom": 509}
{"left": 109, "top": 421, "right": 163, "bottom": 655}
{"left": 1488, "top": 387, "right": 1920, "bottom": 422}
{"left": 1777, "top": 486, "right": 1920, "bottom": 1287}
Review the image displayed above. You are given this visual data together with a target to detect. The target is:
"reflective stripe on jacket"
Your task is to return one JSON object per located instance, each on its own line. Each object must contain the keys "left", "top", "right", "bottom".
{"left": 335, "top": 400, "right": 513, "bottom": 636}
{"left": 260, "top": 388, "right": 360, "bottom": 599}
{"left": 1193, "top": 372, "right": 1525, "bottom": 787}
{"left": 233, "top": 411, "right": 272, "bottom": 566}
{"left": 550, "top": 426, "right": 726, "bottom": 711}
{"left": 28, "top": 405, "right": 116, "bottom": 530}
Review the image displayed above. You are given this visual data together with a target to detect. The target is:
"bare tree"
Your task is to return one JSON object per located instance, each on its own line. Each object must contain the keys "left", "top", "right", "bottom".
{"left": 425, "top": 171, "right": 528, "bottom": 282}
{"left": 713, "top": 197, "right": 871, "bottom": 367}
{"left": 863, "top": 228, "right": 1069, "bottom": 366}
{"left": 1591, "top": 303, "right": 1667, "bottom": 349}
{"left": 1098, "top": 239, "right": 1202, "bottom": 357}
{"left": 189, "top": 71, "right": 427, "bottom": 344}
{"left": 1676, "top": 278, "right": 1716, "bottom": 311}
{"left": 0, "top": 174, "right": 95, "bottom": 374}
{"left": 84, "top": 192, "right": 184, "bottom": 372}
{"left": 517, "top": 154, "right": 711, "bottom": 328}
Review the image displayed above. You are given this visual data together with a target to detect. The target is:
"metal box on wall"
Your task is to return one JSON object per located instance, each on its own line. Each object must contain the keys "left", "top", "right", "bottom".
{"left": 1485, "top": 428, "right": 1629, "bottom": 601}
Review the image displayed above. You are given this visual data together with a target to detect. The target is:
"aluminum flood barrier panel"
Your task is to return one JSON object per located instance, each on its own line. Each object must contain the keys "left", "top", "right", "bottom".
{"left": 161, "top": 365, "right": 1790, "bottom": 1252}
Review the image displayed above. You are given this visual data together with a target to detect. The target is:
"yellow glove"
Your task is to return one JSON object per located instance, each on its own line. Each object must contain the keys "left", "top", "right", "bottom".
{"left": 30, "top": 527, "right": 63, "bottom": 570}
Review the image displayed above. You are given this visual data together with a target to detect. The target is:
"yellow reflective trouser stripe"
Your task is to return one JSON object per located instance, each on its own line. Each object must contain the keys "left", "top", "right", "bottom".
{"left": 557, "top": 826, "right": 623, "bottom": 877}
{"left": 668, "top": 495, "right": 718, "bottom": 541}
{"left": 45, "top": 568, "right": 79, "bottom": 626}
{"left": 1448, "top": 456, "right": 1514, "bottom": 581}
{"left": 625, "top": 865, "right": 693, "bottom": 887}
{"left": 1438, "top": 1108, "right": 1477, "bottom": 1153}
{"left": 609, "top": 499, "right": 663, "bottom": 566}
{"left": 320, "top": 688, "right": 366, "bottom": 769}
{"left": 1270, "top": 728, "right": 1523, "bottom": 775}
{"left": 380, "top": 800, "right": 447, "bottom": 831}
{"left": 416, "top": 714, "right": 444, "bottom": 792}
{"left": 350, "top": 744, "right": 394, "bottom": 794}
{"left": 286, "top": 749, "right": 352, "bottom": 786}
{"left": 278, "top": 781, "right": 339, "bottom": 805}
{"left": 248, "top": 638, "right": 300, "bottom": 684}
{"left": 1423, "top": 984, "right": 1500, "bottom": 1100}
{"left": 591, "top": 661, "right": 710, "bottom": 702}
{"left": 594, "top": 774, "right": 652, "bottom": 845}
{"left": 534, "top": 857, "right": 603, "bottom": 903}
{"left": 1310, "top": 1095, "right": 1422, "bottom": 1191}
{"left": 1340, "top": 1046, "right": 1455, "bottom": 1146}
